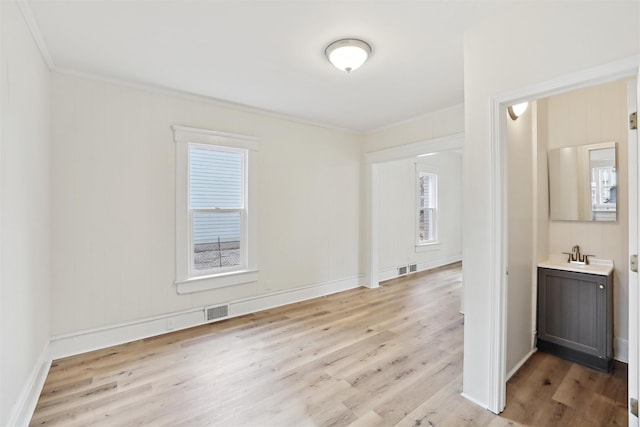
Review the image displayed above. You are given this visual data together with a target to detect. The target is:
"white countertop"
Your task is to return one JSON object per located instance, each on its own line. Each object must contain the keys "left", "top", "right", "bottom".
{"left": 538, "top": 255, "right": 614, "bottom": 276}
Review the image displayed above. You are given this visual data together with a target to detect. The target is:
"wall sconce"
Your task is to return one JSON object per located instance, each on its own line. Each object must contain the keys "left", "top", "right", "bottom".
{"left": 508, "top": 102, "right": 529, "bottom": 120}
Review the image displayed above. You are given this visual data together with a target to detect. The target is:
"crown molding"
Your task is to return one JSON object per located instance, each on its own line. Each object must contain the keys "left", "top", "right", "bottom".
{"left": 16, "top": 0, "right": 54, "bottom": 70}
{"left": 365, "top": 103, "right": 465, "bottom": 135}
{"left": 52, "top": 67, "right": 361, "bottom": 135}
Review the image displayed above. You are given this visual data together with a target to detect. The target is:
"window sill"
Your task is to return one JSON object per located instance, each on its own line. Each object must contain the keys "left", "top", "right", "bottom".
{"left": 415, "top": 242, "right": 441, "bottom": 253}
{"left": 175, "top": 269, "right": 259, "bottom": 294}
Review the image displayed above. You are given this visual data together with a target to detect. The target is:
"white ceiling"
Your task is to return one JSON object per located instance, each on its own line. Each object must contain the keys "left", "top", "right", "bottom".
{"left": 27, "top": 1, "right": 507, "bottom": 131}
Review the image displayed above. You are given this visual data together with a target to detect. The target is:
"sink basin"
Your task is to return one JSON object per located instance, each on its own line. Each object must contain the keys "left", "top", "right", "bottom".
{"left": 538, "top": 256, "right": 613, "bottom": 276}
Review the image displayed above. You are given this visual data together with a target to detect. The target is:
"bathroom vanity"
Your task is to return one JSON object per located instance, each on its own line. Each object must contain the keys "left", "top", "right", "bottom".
{"left": 537, "top": 258, "right": 613, "bottom": 372}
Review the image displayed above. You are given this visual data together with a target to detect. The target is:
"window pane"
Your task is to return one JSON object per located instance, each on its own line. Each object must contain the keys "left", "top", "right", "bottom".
{"left": 193, "top": 211, "right": 241, "bottom": 271}
{"left": 420, "top": 174, "right": 436, "bottom": 209}
{"left": 190, "top": 146, "right": 243, "bottom": 209}
{"left": 419, "top": 208, "right": 434, "bottom": 242}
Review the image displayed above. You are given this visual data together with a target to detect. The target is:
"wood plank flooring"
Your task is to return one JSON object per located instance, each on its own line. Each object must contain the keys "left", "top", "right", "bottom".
{"left": 30, "top": 262, "right": 627, "bottom": 426}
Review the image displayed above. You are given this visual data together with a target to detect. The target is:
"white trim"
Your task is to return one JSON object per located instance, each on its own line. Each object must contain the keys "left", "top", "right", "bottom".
{"left": 172, "top": 125, "right": 259, "bottom": 150}
{"left": 49, "top": 274, "right": 362, "bottom": 360}
{"left": 367, "top": 163, "right": 380, "bottom": 289}
{"left": 366, "top": 103, "right": 464, "bottom": 135}
{"left": 15, "top": 0, "right": 54, "bottom": 70}
{"left": 377, "top": 256, "right": 462, "bottom": 283}
{"left": 173, "top": 126, "right": 259, "bottom": 291}
{"left": 366, "top": 133, "right": 464, "bottom": 292}
{"left": 49, "top": 309, "right": 206, "bottom": 360}
{"left": 378, "top": 267, "right": 400, "bottom": 283}
{"left": 488, "top": 55, "right": 640, "bottom": 417}
{"left": 176, "top": 270, "right": 259, "bottom": 294}
{"left": 365, "top": 132, "right": 464, "bottom": 164}
{"left": 229, "top": 275, "right": 363, "bottom": 318}
{"left": 416, "top": 255, "right": 462, "bottom": 273}
{"left": 628, "top": 73, "right": 640, "bottom": 426}
{"left": 506, "top": 348, "right": 537, "bottom": 382}
{"left": 415, "top": 242, "right": 442, "bottom": 253}
{"left": 615, "top": 337, "right": 629, "bottom": 363}
{"left": 54, "top": 67, "right": 359, "bottom": 134}
{"left": 461, "top": 392, "right": 489, "bottom": 410}
{"left": 487, "top": 95, "right": 508, "bottom": 414}
{"left": 7, "top": 343, "right": 51, "bottom": 427}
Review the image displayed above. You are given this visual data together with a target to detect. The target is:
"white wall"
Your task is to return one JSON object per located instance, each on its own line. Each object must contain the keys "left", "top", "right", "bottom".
{"left": 545, "top": 79, "right": 631, "bottom": 359}
{"left": 463, "top": 2, "right": 639, "bottom": 408}
{"left": 50, "top": 72, "right": 362, "bottom": 337}
{"left": 378, "top": 151, "right": 462, "bottom": 280}
{"left": 363, "top": 104, "right": 464, "bottom": 153}
{"left": 0, "top": 1, "right": 52, "bottom": 425}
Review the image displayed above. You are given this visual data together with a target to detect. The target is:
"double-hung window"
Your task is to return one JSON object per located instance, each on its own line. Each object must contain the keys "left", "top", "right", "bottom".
{"left": 190, "top": 144, "right": 244, "bottom": 275}
{"left": 174, "top": 125, "right": 258, "bottom": 294}
{"left": 417, "top": 171, "right": 438, "bottom": 245}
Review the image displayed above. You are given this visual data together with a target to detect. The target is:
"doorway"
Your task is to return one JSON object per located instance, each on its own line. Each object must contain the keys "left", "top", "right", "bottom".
{"left": 490, "top": 60, "right": 639, "bottom": 423}
{"left": 365, "top": 133, "right": 464, "bottom": 289}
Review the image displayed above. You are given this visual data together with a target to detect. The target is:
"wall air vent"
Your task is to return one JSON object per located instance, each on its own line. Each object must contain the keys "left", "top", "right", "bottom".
{"left": 398, "top": 266, "right": 408, "bottom": 276}
{"left": 409, "top": 264, "right": 417, "bottom": 273}
{"left": 206, "top": 305, "right": 229, "bottom": 322}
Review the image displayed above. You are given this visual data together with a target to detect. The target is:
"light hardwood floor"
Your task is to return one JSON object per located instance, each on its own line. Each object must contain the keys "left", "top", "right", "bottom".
{"left": 30, "top": 263, "right": 627, "bottom": 426}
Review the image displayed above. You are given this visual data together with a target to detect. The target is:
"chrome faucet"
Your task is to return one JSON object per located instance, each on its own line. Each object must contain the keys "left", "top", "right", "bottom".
{"left": 562, "top": 245, "right": 595, "bottom": 265}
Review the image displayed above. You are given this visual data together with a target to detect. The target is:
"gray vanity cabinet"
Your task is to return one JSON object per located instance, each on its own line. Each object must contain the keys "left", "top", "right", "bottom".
{"left": 537, "top": 267, "right": 613, "bottom": 371}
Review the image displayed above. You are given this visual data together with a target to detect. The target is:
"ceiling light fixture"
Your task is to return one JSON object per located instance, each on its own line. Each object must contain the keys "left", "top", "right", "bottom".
{"left": 508, "top": 102, "right": 529, "bottom": 120}
{"left": 325, "top": 38, "right": 372, "bottom": 74}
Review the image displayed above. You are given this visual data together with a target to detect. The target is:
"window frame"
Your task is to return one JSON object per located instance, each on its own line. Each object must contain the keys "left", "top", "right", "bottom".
{"left": 173, "top": 125, "right": 259, "bottom": 294}
{"left": 416, "top": 166, "right": 439, "bottom": 248}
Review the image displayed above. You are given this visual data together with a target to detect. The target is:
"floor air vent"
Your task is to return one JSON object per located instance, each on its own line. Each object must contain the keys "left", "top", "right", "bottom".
{"left": 409, "top": 264, "right": 417, "bottom": 273}
{"left": 206, "top": 305, "right": 229, "bottom": 322}
{"left": 398, "top": 266, "right": 408, "bottom": 276}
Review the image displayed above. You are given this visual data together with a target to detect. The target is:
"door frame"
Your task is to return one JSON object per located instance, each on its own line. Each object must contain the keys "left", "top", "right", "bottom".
{"left": 365, "top": 133, "right": 464, "bottom": 289}
{"left": 488, "top": 55, "right": 640, "bottom": 414}
{"left": 628, "top": 74, "right": 639, "bottom": 425}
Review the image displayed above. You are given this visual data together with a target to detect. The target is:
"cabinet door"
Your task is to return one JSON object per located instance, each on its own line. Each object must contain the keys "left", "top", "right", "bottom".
{"left": 538, "top": 268, "right": 607, "bottom": 357}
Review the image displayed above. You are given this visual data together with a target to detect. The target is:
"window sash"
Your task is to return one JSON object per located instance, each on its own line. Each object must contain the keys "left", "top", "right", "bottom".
{"left": 187, "top": 143, "right": 248, "bottom": 278}
{"left": 189, "top": 208, "right": 246, "bottom": 277}
{"left": 419, "top": 207, "right": 437, "bottom": 243}
{"left": 173, "top": 125, "right": 259, "bottom": 292}
{"left": 417, "top": 171, "right": 438, "bottom": 245}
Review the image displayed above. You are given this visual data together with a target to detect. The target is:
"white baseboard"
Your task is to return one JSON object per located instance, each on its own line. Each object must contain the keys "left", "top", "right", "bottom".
{"left": 7, "top": 342, "right": 51, "bottom": 427}
{"left": 378, "top": 254, "right": 463, "bottom": 282}
{"left": 417, "top": 254, "right": 462, "bottom": 272}
{"left": 49, "top": 309, "right": 206, "bottom": 360}
{"left": 378, "top": 267, "right": 398, "bottom": 282}
{"left": 50, "top": 274, "right": 363, "bottom": 360}
{"left": 460, "top": 392, "right": 488, "bottom": 410}
{"left": 229, "top": 274, "right": 363, "bottom": 318}
{"left": 506, "top": 348, "right": 537, "bottom": 381}
{"left": 614, "top": 337, "right": 628, "bottom": 363}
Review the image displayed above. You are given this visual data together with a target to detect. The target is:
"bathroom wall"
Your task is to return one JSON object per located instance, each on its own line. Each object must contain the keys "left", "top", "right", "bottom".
{"left": 544, "top": 78, "right": 631, "bottom": 360}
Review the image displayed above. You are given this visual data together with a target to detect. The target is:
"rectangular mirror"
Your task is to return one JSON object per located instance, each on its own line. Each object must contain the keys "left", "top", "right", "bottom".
{"left": 548, "top": 141, "right": 616, "bottom": 222}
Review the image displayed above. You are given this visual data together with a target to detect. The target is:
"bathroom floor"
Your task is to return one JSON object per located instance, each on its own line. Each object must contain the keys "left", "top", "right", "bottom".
{"left": 502, "top": 351, "right": 628, "bottom": 426}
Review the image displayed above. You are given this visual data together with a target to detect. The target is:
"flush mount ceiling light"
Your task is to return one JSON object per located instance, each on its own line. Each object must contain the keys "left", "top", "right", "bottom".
{"left": 325, "top": 38, "right": 372, "bottom": 74}
{"left": 508, "top": 102, "right": 529, "bottom": 120}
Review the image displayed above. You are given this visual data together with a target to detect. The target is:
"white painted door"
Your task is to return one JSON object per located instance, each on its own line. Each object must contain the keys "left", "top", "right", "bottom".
{"left": 505, "top": 102, "right": 536, "bottom": 377}
{"left": 628, "top": 74, "right": 639, "bottom": 427}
